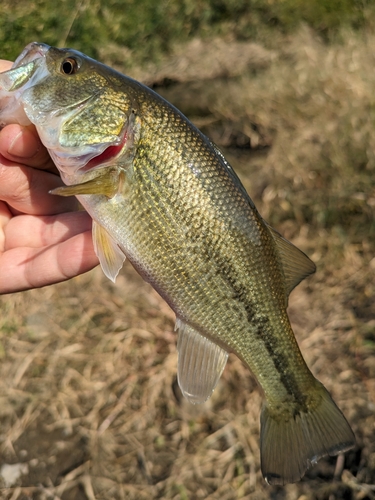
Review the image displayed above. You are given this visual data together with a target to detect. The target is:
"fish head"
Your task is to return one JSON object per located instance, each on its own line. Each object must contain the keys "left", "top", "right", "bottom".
{"left": 0, "top": 43, "right": 133, "bottom": 181}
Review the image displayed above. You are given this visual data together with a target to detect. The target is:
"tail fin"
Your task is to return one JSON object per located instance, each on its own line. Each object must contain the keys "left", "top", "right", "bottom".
{"left": 260, "top": 383, "right": 355, "bottom": 485}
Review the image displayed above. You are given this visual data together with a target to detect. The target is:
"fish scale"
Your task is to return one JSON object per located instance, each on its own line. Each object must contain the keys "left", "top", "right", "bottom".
{"left": 87, "top": 96, "right": 313, "bottom": 394}
{"left": 0, "top": 42, "right": 355, "bottom": 484}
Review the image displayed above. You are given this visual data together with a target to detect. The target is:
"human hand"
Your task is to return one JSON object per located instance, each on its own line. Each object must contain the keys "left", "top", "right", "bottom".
{"left": 0, "top": 60, "right": 99, "bottom": 294}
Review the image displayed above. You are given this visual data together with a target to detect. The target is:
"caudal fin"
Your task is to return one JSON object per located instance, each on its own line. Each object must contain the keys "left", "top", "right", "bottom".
{"left": 260, "top": 383, "right": 355, "bottom": 485}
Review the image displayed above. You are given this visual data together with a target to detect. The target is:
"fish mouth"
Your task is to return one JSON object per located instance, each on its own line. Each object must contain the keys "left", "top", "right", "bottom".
{"left": 0, "top": 43, "right": 50, "bottom": 96}
{"left": 0, "top": 43, "right": 51, "bottom": 127}
{"left": 12, "top": 42, "right": 50, "bottom": 69}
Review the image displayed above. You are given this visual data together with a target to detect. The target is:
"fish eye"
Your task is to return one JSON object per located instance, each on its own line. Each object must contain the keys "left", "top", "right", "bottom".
{"left": 61, "top": 57, "right": 79, "bottom": 75}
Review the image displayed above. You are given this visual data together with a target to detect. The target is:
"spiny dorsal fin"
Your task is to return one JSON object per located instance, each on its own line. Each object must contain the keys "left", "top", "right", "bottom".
{"left": 92, "top": 221, "right": 126, "bottom": 282}
{"left": 267, "top": 224, "right": 316, "bottom": 296}
{"left": 175, "top": 319, "right": 228, "bottom": 404}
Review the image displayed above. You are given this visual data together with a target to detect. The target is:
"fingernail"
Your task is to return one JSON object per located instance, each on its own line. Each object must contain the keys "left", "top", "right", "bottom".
{"left": 8, "top": 129, "right": 39, "bottom": 158}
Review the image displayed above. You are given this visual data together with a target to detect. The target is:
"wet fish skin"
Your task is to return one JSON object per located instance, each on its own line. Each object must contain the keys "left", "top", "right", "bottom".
{"left": 0, "top": 43, "right": 355, "bottom": 484}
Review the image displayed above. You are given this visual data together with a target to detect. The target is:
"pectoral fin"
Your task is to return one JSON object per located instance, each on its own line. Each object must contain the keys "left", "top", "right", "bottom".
{"left": 50, "top": 169, "right": 123, "bottom": 198}
{"left": 175, "top": 319, "right": 228, "bottom": 404}
{"left": 267, "top": 224, "right": 316, "bottom": 297}
{"left": 92, "top": 221, "right": 126, "bottom": 282}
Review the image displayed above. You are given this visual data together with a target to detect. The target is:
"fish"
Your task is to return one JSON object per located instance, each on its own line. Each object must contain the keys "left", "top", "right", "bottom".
{"left": 0, "top": 42, "right": 355, "bottom": 485}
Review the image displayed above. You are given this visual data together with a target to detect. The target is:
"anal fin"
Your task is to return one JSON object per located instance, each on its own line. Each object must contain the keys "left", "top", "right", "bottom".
{"left": 92, "top": 221, "right": 126, "bottom": 282}
{"left": 176, "top": 319, "right": 228, "bottom": 404}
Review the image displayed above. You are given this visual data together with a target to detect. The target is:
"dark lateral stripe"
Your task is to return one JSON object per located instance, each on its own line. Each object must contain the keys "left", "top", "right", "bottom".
{"left": 252, "top": 312, "right": 308, "bottom": 411}
{"left": 135, "top": 142, "right": 307, "bottom": 408}
{"left": 230, "top": 281, "right": 308, "bottom": 410}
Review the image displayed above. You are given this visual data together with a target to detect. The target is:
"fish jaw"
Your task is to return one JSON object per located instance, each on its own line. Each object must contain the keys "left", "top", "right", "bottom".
{"left": 12, "top": 42, "right": 50, "bottom": 68}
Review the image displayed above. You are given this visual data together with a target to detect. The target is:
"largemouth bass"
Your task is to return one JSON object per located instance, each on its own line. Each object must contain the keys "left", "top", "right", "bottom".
{"left": 0, "top": 43, "right": 355, "bottom": 484}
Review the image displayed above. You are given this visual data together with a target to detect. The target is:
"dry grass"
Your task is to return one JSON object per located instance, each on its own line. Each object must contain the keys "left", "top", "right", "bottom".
{"left": 1, "top": 27, "right": 375, "bottom": 499}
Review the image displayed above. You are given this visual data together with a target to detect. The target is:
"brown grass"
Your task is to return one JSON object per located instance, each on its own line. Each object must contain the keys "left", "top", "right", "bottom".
{"left": 0, "top": 26, "right": 375, "bottom": 499}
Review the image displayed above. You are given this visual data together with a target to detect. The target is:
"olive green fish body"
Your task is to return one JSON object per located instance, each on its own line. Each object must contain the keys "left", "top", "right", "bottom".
{"left": 0, "top": 43, "right": 355, "bottom": 484}
{"left": 81, "top": 94, "right": 307, "bottom": 396}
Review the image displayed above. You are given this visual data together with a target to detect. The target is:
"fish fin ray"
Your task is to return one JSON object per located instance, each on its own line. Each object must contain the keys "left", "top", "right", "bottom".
{"left": 267, "top": 224, "right": 316, "bottom": 296}
{"left": 92, "top": 221, "right": 126, "bottom": 282}
{"left": 260, "top": 383, "right": 355, "bottom": 485}
{"left": 50, "top": 169, "right": 122, "bottom": 198}
{"left": 176, "top": 319, "right": 228, "bottom": 404}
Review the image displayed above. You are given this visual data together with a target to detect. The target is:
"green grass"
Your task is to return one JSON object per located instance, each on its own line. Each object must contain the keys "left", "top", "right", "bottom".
{"left": 1, "top": 0, "right": 375, "bottom": 62}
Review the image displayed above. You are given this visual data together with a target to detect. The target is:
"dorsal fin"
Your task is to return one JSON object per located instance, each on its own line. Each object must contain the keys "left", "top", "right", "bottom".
{"left": 267, "top": 224, "right": 316, "bottom": 296}
{"left": 175, "top": 319, "right": 228, "bottom": 404}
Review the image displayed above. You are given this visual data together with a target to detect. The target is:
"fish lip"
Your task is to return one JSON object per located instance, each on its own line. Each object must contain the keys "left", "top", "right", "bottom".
{"left": 12, "top": 42, "right": 50, "bottom": 69}
{"left": 0, "top": 43, "right": 50, "bottom": 94}
{"left": 0, "top": 43, "right": 51, "bottom": 127}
